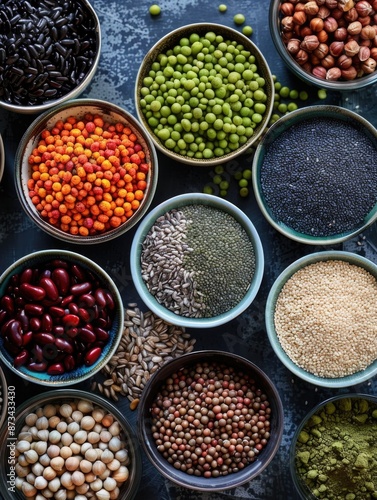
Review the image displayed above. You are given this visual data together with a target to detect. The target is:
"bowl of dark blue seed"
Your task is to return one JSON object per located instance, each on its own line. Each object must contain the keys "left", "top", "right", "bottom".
{"left": 0, "top": 0, "right": 101, "bottom": 114}
{"left": 252, "top": 105, "right": 377, "bottom": 245}
{"left": 137, "top": 350, "right": 284, "bottom": 491}
{"left": 130, "top": 193, "right": 264, "bottom": 328}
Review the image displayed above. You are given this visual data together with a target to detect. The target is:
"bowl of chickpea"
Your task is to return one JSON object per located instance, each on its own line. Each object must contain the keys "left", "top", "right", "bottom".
{"left": 14, "top": 99, "right": 158, "bottom": 244}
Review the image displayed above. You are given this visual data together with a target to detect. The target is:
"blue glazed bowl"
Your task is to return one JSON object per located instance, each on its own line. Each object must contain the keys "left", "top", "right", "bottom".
{"left": 130, "top": 193, "right": 264, "bottom": 328}
{"left": 265, "top": 250, "right": 377, "bottom": 388}
{"left": 0, "top": 249, "right": 124, "bottom": 387}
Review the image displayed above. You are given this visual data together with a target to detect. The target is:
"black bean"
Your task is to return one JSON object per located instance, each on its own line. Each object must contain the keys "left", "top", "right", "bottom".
{"left": 0, "top": 49, "right": 5, "bottom": 64}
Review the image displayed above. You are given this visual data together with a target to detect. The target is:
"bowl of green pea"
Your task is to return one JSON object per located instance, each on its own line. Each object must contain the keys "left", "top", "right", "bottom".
{"left": 135, "top": 23, "right": 274, "bottom": 166}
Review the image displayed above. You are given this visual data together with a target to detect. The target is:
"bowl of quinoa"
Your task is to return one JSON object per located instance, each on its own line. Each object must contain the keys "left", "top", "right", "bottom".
{"left": 265, "top": 251, "right": 377, "bottom": 388}
{"left": 252, "top": 105, "right": 377, "bottom": 245}
{"left": 130, "top": 193, "right": 264, "bottom": 328}
{"left": 14, "top": 99, "right": 158, "bottom": 244}
{"left": 137, "top": 350, "right": 284, "bottom": 491}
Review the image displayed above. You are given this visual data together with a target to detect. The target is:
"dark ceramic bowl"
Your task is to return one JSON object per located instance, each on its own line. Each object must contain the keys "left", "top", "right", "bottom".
{"left": 138, "top": 350, "right": 284, "bottom": 491}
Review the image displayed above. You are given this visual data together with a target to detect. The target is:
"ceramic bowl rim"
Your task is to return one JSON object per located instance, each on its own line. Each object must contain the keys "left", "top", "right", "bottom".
{"left": 134, "top": 22, "right": 275, "bottom": 166}
{"left": 265, "top": 250, "right": 377, "bottom": 388}
{"left": 0, "top": 249, "right": 124, "bottom": 386}
{"left": 0, "top": 133, "right": 4, "bottom": 184}
{"left": 252, "top": 104, "right": 377, "bottom": 245}
{"left": 130, "top": 192, "right": 264, "bottom": 328}
{"left": 14, "top": 98, "right": 159, "bottom": 244}
{"left": 137, "top": 350, "right": 284, "bottom": 491}
{"left": 0, "top": 0, "right": 102, "bottom": 114}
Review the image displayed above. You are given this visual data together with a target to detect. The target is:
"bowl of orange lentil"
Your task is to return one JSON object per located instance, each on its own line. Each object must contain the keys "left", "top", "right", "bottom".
{"left": 14, "top": 99, "right": 158, "bottom": 244}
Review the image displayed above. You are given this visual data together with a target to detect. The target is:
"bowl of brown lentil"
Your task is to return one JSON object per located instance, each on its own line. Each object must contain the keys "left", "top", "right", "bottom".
{"left": 0, "top": 389, "right": 142, "bottom": 499}
{"left": 0, "top": 0, "right": 101, "bottom": 114}
{"left": 14, "top": 99, "right": 158, "bottom": 244}
{"left": 135, "top": 23, "right": 274, "bottom": 166}
{"left": 265, "top": 250, "right": 377, "bottom": 388}
{"left": 137, "top": 350, "right": 284, "bottom": 491}
{"left": 290, "top": 393, "right": 377, "bottom": 499}
{"left": 269, "top": 0, "right": 377, "bottom": 90}
{"left": 252, "top": 105, "right": 377, "bottom": 245}
{"left": 130, "top": 192, "right": 264, "bottom": 328}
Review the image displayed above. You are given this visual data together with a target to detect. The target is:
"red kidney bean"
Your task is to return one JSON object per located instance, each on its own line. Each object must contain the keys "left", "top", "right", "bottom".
{"left": 84, "top": 346, "right": 102, "bottom": 366}
{"left": 47, "top": 363, "right": 65, "bottom": 375}
{"left": 6, "top": 320, "right": 23, "bottom": 347}
{"left": 96, "top": 316, "right": 110, "bottom": 329}
{"left": 20, "top": 283, "right": 46, "bottom": 302}
{"left": 33, "top": 332, "right": 55, "bottom": 345}
{"left": 104, "top": 290, "right": 115, "bottom": 310}
{"left": 27, "top": 361, "right": 48, "bottom": 372}
{"left": 22, "top": 330, "right": 33, "bottom": 346}
{"left": 71, "top": 264, "right": 86, "bottom": 282}
{"left": 78, "top": 307, "right": 91, "bottom": 322}
{"left": 64, "top": 355, "right": 76, "bottom": 371}
{"left": 62, "top": 313, "right": 80, "bottom": 327}
{"left": 60, "top": 294, "right": 75, "bottom": 308}
{"left": 53, "top": 325, "right": 65, "bottom": 337}
{"left": 55, "top": 338, "right": 73, "bottom": 354}
{"left": 4, "top": 338, "right": 20, "bottom": 356}
{"left": 68, "top": 302, "right": 80, "bottom": 315}
{"left": 70, "top": 282, "right": 92, "bottom": 296}
{"left": 95, "top": 327, "right": 110, "bottom": 341}
{"left": 33, "top": 344, "right": 44, "bottom": 362}
{"left": 51, "top": 268, "right": 70, "bottom": 295}
{"left": 0, "top": 310, "right": 7, "bottom": 324}
{"left": 41, "top": 313, "right": 53, "bottom": 332}
{"left": 1, "top": 295, "right": 14, "bottom": 315}
{"left": 17, "top": 309, "right": 29, "bottom": 330}
{"left": 49, "top": 306, "right": 65, "bottom": 317}
{"left": 78, "top": 293, "right": 96, "bottom": 307}
{"left": 29, "top": 317, "right": 41, "bottom": 331}
{"left": 14, "top": 349, "right": 30, "bottom": 368}
{"left": 1, "top": 319, "right": 14, "bottom": 337}
{"left": 39, "top": 276, "right": 59, "bottom": 301}
{"left": 20, "top": 268, "right": 33, "bottom": 284}
{"left": 94, "top": 288, "right": 107, "bottom": 308}
{"left": 66, "top": 327, "right": 79, "bottom": 338}
{"left": 78, "top": 327, "right": 96, "bottom": 343}
{"left": 24, "top": 303, "right": 44, "bottom": 316}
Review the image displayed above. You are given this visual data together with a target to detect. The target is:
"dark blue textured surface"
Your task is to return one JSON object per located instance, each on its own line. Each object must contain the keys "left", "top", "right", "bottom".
{"left": 0, "top": 1, "right": 377, "bottom": 499}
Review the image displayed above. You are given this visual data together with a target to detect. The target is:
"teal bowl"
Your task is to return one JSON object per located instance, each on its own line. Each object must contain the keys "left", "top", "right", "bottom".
{"left": 0, "top": 249, "right": 124, "bottom": 386}
{"left": 252, "top": 105, "right": 377, "bottom": 245}
{"left": 130, "top": 193, "right": 264, "bottom": 328}
{"left": 265, "top": 251, "right": 377, "bottom": 388}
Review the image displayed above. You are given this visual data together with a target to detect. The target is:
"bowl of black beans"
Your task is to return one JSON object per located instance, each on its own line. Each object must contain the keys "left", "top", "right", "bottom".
{"left": 135, "top": 23, "right": 274, "bottom": 166}
{"left": 0, "top": 249, "right": 124, "bottom": 387}
{"left": 137, "top": 350, "right": 284, "bottom": 491}
{"left": 130, "top": 192, "right": 264, "bottom": 329}
{"left": 252, "top": 104, "right": 377, "bottom": 245}
{"left": 0, "top": 0, "right": 101, "bottom": 114}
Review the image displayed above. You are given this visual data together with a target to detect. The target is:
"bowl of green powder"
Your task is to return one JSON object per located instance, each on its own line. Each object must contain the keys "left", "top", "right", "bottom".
{"left": 265, "top": 250, "right": 377, "bottom": 388}
{"left": 291, "top": 393, "right": 377, "bottom": 499}
{"left": 130, "top": 192, "right": 264, "bottom": 328}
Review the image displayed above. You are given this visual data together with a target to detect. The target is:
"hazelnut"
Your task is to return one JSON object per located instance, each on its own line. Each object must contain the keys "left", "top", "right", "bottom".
{"left": 361, "top": 56, "right": 377, "bottom": 72}
{"left": 358, "top": 45, "right": 371, "bottom": 60}
{"left": 360, "top": 25, "right": 376, "bottom": 40}
{"left": 341, "top": 65, "right": 358, "bottom": 78}
{"left": 347, "top": 20, "right": 363, "bottom": 34}
{"left": 338, "top": 0, "right": 356, "bottom": 12}
{"left": 326, "top": 67, "right": 342, "bottom": 80}
{"left": 329, "top": 41, "right": 345, "bottom": 56}
{"left": 355, "top": 0, "right": 373, "bottom": 17}
{"left": 281, "top": 16, "right": 294, "bottom": 32}
{"left": 310, "top": 17, "right": 324, "bottom": 32}
{"left": 304, "top": 1, "right": 319, "bottom": 15}
{"left": 295, "top": 48, "right": 309, "bottom": 64}
{"left": 312, "top": 65, "right": 327, "bottom": 78}
{"left": 318, "top": 6, "right": 331, "bottom": 19}
{"left": 317, "top": 29, "right": 329, "bottom": 42}
{"left": 370, "top": 47, "right": 377, "bottom": 60}
{"left": 344, "top": 39, "right": 360, "bottom": 55}
{"left": 332, "top": 8, "right": 345, "bottom": 20}
{"left": 293, "top": 10, "right": 307, "bottom": 25}
{"left": 324, "top": 16, "right": 339, "bottom": 32}
{"left": 321, "top": 53, "right": 336, "bottom": 68}
{"left": 334, "top": 26, "right": 348, "bottom": 40}
{"left": 344, "top": 7, "right": 359, "bottom": 22}
{"left": 359, "top": 15, "right": 372, "bottom": 26}
{"left": 337, "top": 54, "right": 354, "bottom": 68}
{"left": 325, "top": 0, "right": 338, "bottom": 8}
{"left": 300, "top": 26, "right": 313, "bottom": 37}
{"left": 280, "top": 2, "right": 295, "bottom": 16}
{"left": 313, "top": 42, "right": 330, "bottom": 58}
{"left": 287, "top": 38, "right": 301, "bottom": 54}
{"left": 300, "top": 34, "right": 320, "bottom": 51}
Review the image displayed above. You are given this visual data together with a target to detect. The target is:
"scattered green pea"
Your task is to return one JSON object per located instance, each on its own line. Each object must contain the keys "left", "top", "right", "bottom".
{"left": 233, "top": 13, "right": 245, "bottom": 25}
{"left": 299, "top": 90, "right": 309, "bottom": 100}
{"left": 318, "top": 89, "right": 327, "bottom": 100}
{"left": 287, "top": 102, "right": 298, "bottom": 112}
{"left": 214, "top": 165, "right": 224, "bottom": 175}
{"left": 239, "top": 187, "right": 249, "bottom": 197}
{"left": 242, "top": 26, "right": 253, "bottom": 36}
{"left": 239, "top": 178, "right": 248, "bottom": 188}
{"left": 203, "top": 185, "right": 214, "bottom": 194}
{"left": 279, "top": 86, "right": 290, "bottom": 98}
{"left": 234, "top": 171, "right": 243, "bottom": 181}
{"left": 220, "top": 189, "right": 228, "bottom": 197}
{"left": 289, "top": 89, "right": 299, "bottom": 99}
{"left": 218, "top": 4, "right": 227, "bottom": 12}
{"left": 149, "top": 4, "right": 161, "bottom": 16}
{"left": 243, "top": 169, "right": 252, "bottom": 180}
{"left": 219, "top": 180, "right": 229, "bottom": 190}
{"left": 213, "top": 174, "right": 222, "bottom": 185}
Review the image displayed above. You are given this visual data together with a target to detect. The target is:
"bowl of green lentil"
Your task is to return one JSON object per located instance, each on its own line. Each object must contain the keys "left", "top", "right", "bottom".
{"left": 135, "top": 23, "right": 274, "bottom": 166}
{"left": 265, "top": 250, "right": 377, "bottom": 388}
{"left": 130, "top": 193, "right": 264, "bottom": 328}
{"left": 252, "top": 105, "right": 377, "bottom": 245}
{"left": 137, "top": 350, "right": 284, "bottom": 491}
{"left": 290, "top": 393, "right": 377, "bottom": 499}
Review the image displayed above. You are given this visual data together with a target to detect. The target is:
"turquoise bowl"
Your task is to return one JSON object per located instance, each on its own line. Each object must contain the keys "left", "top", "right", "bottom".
{"left": 130, "top": 193, "right": 264, "bottom": 328}
{"left": 0, "top": 249, "right": 124, "bottom": 387}
{"left": 252, "top": 105, "right": 377, "bottom": 245}
{"left": 265, "top": 250, "right": 377, "bottom": 388}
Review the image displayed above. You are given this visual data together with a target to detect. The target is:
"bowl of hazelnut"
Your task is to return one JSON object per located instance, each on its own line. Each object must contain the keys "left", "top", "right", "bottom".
{"left": 269, "top": 0, "right": 377, "bottom": 90}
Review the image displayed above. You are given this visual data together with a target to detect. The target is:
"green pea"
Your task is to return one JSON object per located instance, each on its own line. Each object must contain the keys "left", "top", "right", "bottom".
{"left": 233, "top": 13, "right": 246, "bottom": 25}
{"left": 242, "top": 25, "right": 253, "bottom": 36}
{"left": 165, "top": 138, "right": 176, "bottom": 149}
{"left": 157, "top": 128, "right": 170, "bottom": 141}
{"left": 299, "top": 90, "right": 309, "bottom": 100}
{"left": 150, "top": 100, "right": 161, "bottom": 112}
{"left": 318, "top": 89, "right": 327, "bottom": 99}
{"left": 278, "top": 103, "right": 288, "bottom": 113}
{"left": 251, "top": 113, "right": 262, "bottom": 124}
{"left": 239, "top": 187, "right": 249, "bottom": 197}
{"left": 207, "top": 128, "right": 217, "bottom": 140}
{"left": 243, "top": 169, "right": 252, "bottom": 180}
{"left": 203, "top": 185, "right": 214, "bottom": 194}
{"left": 253, "top": 89, "right": 265, "bottom": 101}
{"left": 171, "top": 130, "right": 181, "bottom": 141}
{"left": 203, "top": 148, "right": 214, "bottom": 159}
{"left": 171, "top": 102, "right": 181, "bottom": 114}
{"left": 279, "top": 86, "right": 290, "bottom": 98}
{"left": 218, "top": 4, "right": 227, "bottom": 12}
{"left": 287, "top": 102, "right": 298, "bottom": 112}
{"left": 239, "top": 178, "right": 248, "bottom": 188}
{"left": 219, "top": 180, "right": 229, "bottom": 190}
{"left": 289, "top": 89, "right": 299, "bottom": 99}
{"left": 205, "top": 112, "right": 216, "bottom": 124}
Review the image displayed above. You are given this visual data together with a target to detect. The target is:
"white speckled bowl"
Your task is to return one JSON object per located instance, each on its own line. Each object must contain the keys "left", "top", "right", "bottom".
{"left": 130, "top": 193, "right": 264, "bottom": 329}
{"left": 266, "top": 250, "right": 377, "bottom": 388}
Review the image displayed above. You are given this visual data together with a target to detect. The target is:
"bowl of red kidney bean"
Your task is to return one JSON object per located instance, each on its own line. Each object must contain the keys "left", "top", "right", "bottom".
{"left": 269, "top": 0, "right": 377, "bottom": 90}
{"left": 0, "top": 0, "right": 101, "bottom": 114}
{"left": 14, "top": 99, "right": 158, "bottom": 244}
{"left": 137, "top": 350, "right": 284, "bottom": 491}
{"left": 0, "top": 249, "right": 124, "bottom": 386}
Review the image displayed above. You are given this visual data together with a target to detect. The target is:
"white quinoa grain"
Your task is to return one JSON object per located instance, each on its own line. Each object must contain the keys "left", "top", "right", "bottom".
{"left": 274, "top": 260, "right": 377, "bottom": 378}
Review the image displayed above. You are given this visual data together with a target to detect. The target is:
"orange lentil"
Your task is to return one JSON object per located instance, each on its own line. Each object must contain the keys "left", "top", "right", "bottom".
{"left": 131, "top": 200, "right": 140, "bottom": 210}
{"left": 134, "top": 190, "right": 144, "bottom": 201}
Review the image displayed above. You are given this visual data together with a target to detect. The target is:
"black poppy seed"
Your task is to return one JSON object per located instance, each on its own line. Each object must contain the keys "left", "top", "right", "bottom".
{"left": 260, "top": 117, "right": 377, "bottom": 237}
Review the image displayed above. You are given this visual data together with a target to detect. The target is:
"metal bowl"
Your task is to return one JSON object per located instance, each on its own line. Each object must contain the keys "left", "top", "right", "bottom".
{"left": 0, "top": 249, "right": 124, "bottom": 387}
{"left": 15, "top": 99, "right": 158, "bottom": 244}
{"left": 0, "top": 389, "right": 142, "bottom": 499}
{"left": 269, "top": 0, "right": 377, "bottom": 91}
{"left": 135, "top": 23, "right": 274, "bottom": 166}
{"left": 0, "top": 0, "right": 101, "bottom": 114}
{"left": 138, "top": 350, "right": 284, "bottom": 491}
{"left": 130, "top": 192, "right": 264, "bottom": 329}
